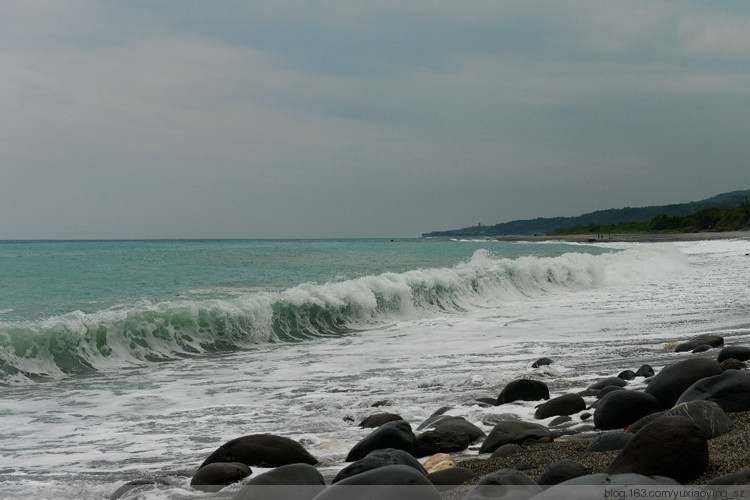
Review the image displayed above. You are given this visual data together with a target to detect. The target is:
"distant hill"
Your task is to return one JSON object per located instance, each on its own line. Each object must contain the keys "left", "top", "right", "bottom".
{"left": 421, "top": 190, "right": 750, "bottom": 238}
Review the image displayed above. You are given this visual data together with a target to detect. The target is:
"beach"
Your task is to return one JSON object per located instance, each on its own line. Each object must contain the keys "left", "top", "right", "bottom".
{"left": 497, "top": 230, "right": 750, "bottom": 243}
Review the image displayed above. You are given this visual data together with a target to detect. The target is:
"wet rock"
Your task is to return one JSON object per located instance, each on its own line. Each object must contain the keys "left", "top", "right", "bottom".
{"left": 497, "top": 379, "right": 550, "bottom": 405}
{"left": 596, "top": 386, "right": 625, "bottom": 400}
{"left": 534, "top": 394, "right": 586, "bottom": 419}
{"left": 605, "top": 416, "right": 708, "bottom": 483}
{"left": 717, "top": 346, "right": 750, "bottom": 363}
{"left": 537, "top": 460, "right": 587, "bottom": 485}
{"left": 634, "top": 364, "right": 655, "bottom": 378}
{"left": 413, "top": 429, "right": 470, "bottom": 457}
{"left": 315, "top": 465, "right": 441, "bottom": 500}
{"left": 549, "top": 416, "right": 572, "bottom": 427}
{"left": 587, "top": 377, "right": 627, "bottom": 391}
{"left": 532, "top": 357, "right": 553, "bottom": 368}
{"left": 334, "top": 448, "right": 426, "bottom": 483}
{"left": 359, "top": 413, "right": 404, "bottom": 428}
{"left": 416, "top": 407, "right": 452, "bottom": 431}
{"left": 465, "top": 469, "right": 541, "bottom": 500}
{"left": 232, "top": 464, "right": 324, "bottom": 500}
{"left": 345, "top": 420, "right": 416, "bottom": 462}
{"left": 644, "top": 357, "right": 722, "bottom": 409}
{"left": 110, "top": 479, "right": 169, "bottom": 500}
{"left": 200, "top": 434, "right": 318, "bottom": 469}
{"left": 721, "top": 358, "right": 747, "bottom": 371}
{"left": 580, "top": 412, "right": 592, "bottom": 421}
{"left": 676, "top": 369, "right": 750, "bottom": 412}
{"left": 593, "top": 390, "right": 661, "bottom": 430}
{"left": 675, "top": 334, "right": 724, "bottom": 353}
{"left": 427, "top": 466, "right": 476, "bottom": 486}
{"left": 191, "top": 462, "right": 251, "bottom": 491}
{"left": 479, "top": 421, "right": 552, "bottom": 454}
{"left": 617, "top": 370, "right": 636, "bottom": 380}
{"left": 432, "top": 417, "right": 485, "bottom": 442}
{"left": 491, "top": 443, "right": 520, "bottom": 458}
{"left": 664, "top": 400, "right": 732, "bottom": 439}
{"left": 586, "top": 431, "right": 632, "bottom": 452}
{"left": 692, "top": 344, "right": 712, "bottom": 353}
{"left": 626, "top": 412, "right": 665, "bottom": 434}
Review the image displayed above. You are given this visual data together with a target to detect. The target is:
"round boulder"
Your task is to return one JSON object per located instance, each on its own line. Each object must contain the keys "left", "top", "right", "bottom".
{"left": 593, "top": 390, "right": 661, "bottom": 430}
{"left": 717, "top": 346, "right": 750, "bottom": 363}
{"left": 618, "top": 370, "right": 636, "bottom": 381}
{"left": 537, "top": 460, "right": 587, "bottom": 485}
{"left": 315, "top": 465, "right": 441, "bottom": 500}
{"left": 232, "top": 464, "right": 324, "bottom": 500}
{"left": 534, "top": 394, "right": 586, "bottom": 419}
{"left": 587, "top": 377, "right": 627, "bottom": 391}
{"left": 586, "top": 431, "right": 632, "bottom": 452}
{"left": 532, "top": 357, "right": 553, "bottom": 368}
{"left": 675, "top": 334, "right": 724, "bottom": 353}
{"left": 334, "top": 448, "right": 426, "bottom": 484}
{"left": 676, "top": 369, "right": 750, "bottom": 413}
{"left": 497, "top": 379, "right": 550, "bottom": 405}
{"left": 465, "top": 470, "right": 540, "bottom": 500}
{"left": 664, "top": 400, "right": 732, "bottom": 439}
{"left": 345, "top": 420, "right": 416, "bottom": 462}
{"left": 634, "top": 364, "right": 655, "bottom": 378}
{"left": 359, "top": 413, "right": 404, "bottom": 428}
{"left": 416, "top": 407, "right": 452, "bottom": 431}
{"left": 200, "top": 434, "right": 317, "bottom": 469}
{"left": 479, "top": 421, "right": 552, "bottom": 454}
{"left": 605, "top": 416, "right": 708, "bottom": 483}
{"left": 432, "top": 417, "right": 485, "bottom": 442}
{"left": 191, "top": 462, "right": 251, "bottom": 491}
{"left": 644, "top": 357, "right": 723, "bottom": 409}
{"left": 427, "top": 467, "right": 476, "bottom": 486}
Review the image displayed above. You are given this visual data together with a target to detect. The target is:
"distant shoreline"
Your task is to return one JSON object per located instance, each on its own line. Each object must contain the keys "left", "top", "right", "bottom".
{"left": 495, "top": 230, "right": 750, "bottom": 243}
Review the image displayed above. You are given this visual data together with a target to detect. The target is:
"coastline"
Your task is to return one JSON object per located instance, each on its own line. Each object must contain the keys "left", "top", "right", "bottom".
{"left": 495, "top": 230, "right": 750, "bottom": 243}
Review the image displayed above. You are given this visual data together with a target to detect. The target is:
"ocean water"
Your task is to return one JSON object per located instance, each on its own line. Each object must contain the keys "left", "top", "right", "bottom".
{"left": 0, "top": 237, "right": 748, "bottom": 499}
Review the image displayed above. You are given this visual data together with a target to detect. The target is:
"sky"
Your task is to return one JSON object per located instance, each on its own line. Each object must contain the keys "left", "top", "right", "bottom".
{"left": 1, "top": 1, "right": 749, "bottom": 239}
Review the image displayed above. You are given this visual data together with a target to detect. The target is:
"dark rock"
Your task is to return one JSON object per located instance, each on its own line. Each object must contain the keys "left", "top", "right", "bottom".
{"left": 721, "top": 358, "right": 747, "bottom": 371}
{"left": 432, "top": 417, "right": 485, "bottom": 442}
{"left": 232, "top": 464, "right": 324, "bottom": 500}
{"left": 675, "top": 334, "right": 724, "bottom": 352}
{"left": 617, "top": 370, "right": 636, "bottom": 380}
{"left": 717, "top": 346, "right": 750, "bottom": 363}
{"left": 359, "top": 413, "right": 404, "bottom": 428}
{"left": 416, "top": 407, "right": 452, "bottom": 431}
{"left": 413, "top": 430, "right": 470, "bottom": 457}
{"left": 200, "top": 434, "right": 317, "bottom": 469}
{"left": 596, "top": 386, "right": 625, "bottom": 399}
{"left": 626, "top": 412, "right": 665, "bottom": 434}
{"left": 586, "top": 431, "right": 632, "bottom": 452}
{"left": 664, "top": 400, "right": 732, "bottom": 439}
{"left": 605, "top": 416, "right": 708, "bottom": 483}
{"left": 692, "top": 344, "right": 712, "bottom": 353}
{"left": 315, "top": 465, "right": 441, "bottom": 500}
{"left": 345, "top": 420, "right": 416, "bottom": 462}
{"left": 534, "top": 394, "right": 586, "bottom": 419}
{"left": 334, "top": 448, "right": 426, "bottom": 483}
{"left": 491, "top": 443, "right": 520, "bottom": 458}
{"left": 532, "top": 357, "right": 553, "bottom": 368}
{"left": 706, "top": 468, "right": 750, "bottom": 485}
{"left": 676, "top": 369, "right": 750, "bottom": 412}
{"left": 191, "top": 462, "right": 251, "bottom": 491}
{"left": 588, "top": 377, "right": 627, "bottom": 391}
{"left": 474, "top": 397, "right": 497, "bottom": 407}
{"left": 580, "top": 412, "right": 592, "bottom": 421}
{"left": 644, "top": 357, "right": 723, "bottom": 409}
{"left": 593, "top": 390, "right": 661, "bottom": 430}
{"left": 549, "top": 416, "right": 572, "bottom": 426}
{"left": 634, "top": 364, "right": 655, "bottom": 378}
{"left": 111, "top": 479, "right": 169, "bottom": 500}
{"left": 371, "top": 400, "right": 393, "bottom": 407}
{"left": 497, "top": 379, "right": 550, "bottom": 405}
{"left": 465, "top": 470, "right": 541, "bottom": 500}
{"left": 427, "top": 466, "right": 476, "bottom": 486}
{"left": 479, "top": 421, "right": 552, "bottom": 454}
{"left": 537, "top": 460, "right": 587, "bottom": 485}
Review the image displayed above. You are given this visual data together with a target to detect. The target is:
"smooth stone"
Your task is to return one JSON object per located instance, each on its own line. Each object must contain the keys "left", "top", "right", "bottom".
{"left": 191, "top": 462, "right": 251, "bottom": 491}
{"left": 334, "top": 448, "right": 426, "bottom": 484}
{"left": 605, "top": 416, "right": 708, "bottom": 483}
{"left": 491, "top": 443, "right": 520, "bottom": 458}
{"left": 534, "top": 394, "right": 586, "bottom": 419}
{"left": 497, "top": 379, "right": 550, "bottom": 405}
{"left": 432, "top": 417, "right": 486, "bottom": 442}
{"left": 691, "top": 344, "right": 712, "bottom": 353}
{"left": 345, "top": 420, "right": 416, "bottom": 462}
{"left": 314, "top": 465, "right": 441, "bottom": 500}
{"left": 717, "top": 346, "right": 750, "bottom": 363}
{"left": 617, "top": 370, "right": 636, "bottom": 380}
{"left": 721, "top": 358, "right": 747, "bottom": 371}
{"left": 549, "top": 416, "right": 572, "bottom": 427}
{"left": 359, "top": 413, "right": 404, "bottom": 428}
{"left": 427, "top": 466, "right": 476, "bottom": 486}
{"left": 587, "top": 377, "right": 627, "bottom": 391}
{"left": 532, "top": 357, "right": 553, "bottom": 368}
{"left": 634, "top": 364, "right": 655, "bottom": 378}
{"left": 413, "top": 429, "right": 470, "bottom": 458}
{"left": 586, "top": 431, "right": 632, "bottom": 452}
{"left": 479, "top": 421, "right": 552, "bottom": 454}
{"left": 421, "top": 453, "right": 456, "bottom": 473}
{"left": 676, "top": 369, "right": 750, "bottom": 412}
{"left": 644, "top": 357, "right": 723, "bottom": 409}
{"left": 580, "top": 412, "right": 592, "bottom": 421}
{"left": 706, "top": 468, "right": 750, "bottom": 485}
{"left": 595, "top": 386, "right": 625, "bottom": 400}
{"left": 537, "top": 460, "right": 587, "bottom": 485}
{"left": 675, "top": 334, "right": 724, "bottom": 352}
{"left": 200, "top": 434, "right": 318, "bottom": 469}
{"left": 110, "top": 479, "right": 168, "bottom": 500}
{"left": 626, "top": 412, "right": 665, "bottom": 434}
{"left": 664, "top": 400, "right": 733, "bottom": 439}
{"left": 465, "top": 470, "right": 541, "bottom": 500}
{"left": 416, "top": 407, "right": 452, "bottom": 431}
{"left": 232, "top": 464, "right": 324, "bottom": 500}
{"left": 593, "top": 390, "right": 661, "bottom": 430}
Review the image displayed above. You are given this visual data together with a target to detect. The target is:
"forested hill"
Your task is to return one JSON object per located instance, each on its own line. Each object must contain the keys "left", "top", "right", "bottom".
{"left": 421, "top": 190, "right": 750, "bottom": 238}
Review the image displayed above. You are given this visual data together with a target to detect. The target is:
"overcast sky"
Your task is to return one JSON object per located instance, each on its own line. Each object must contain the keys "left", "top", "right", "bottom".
{"left": 1, "top": 1, "right": 749, "bottom": 239}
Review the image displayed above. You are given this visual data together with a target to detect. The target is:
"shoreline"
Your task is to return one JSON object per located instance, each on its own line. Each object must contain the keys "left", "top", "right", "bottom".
{"left": 496, "top": 230, "right": 750, "bottom": 243}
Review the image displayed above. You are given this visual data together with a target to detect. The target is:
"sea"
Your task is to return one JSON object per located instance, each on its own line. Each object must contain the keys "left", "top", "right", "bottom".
{"left": 0, "top": 237, "right": 749, "bottom": 499}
